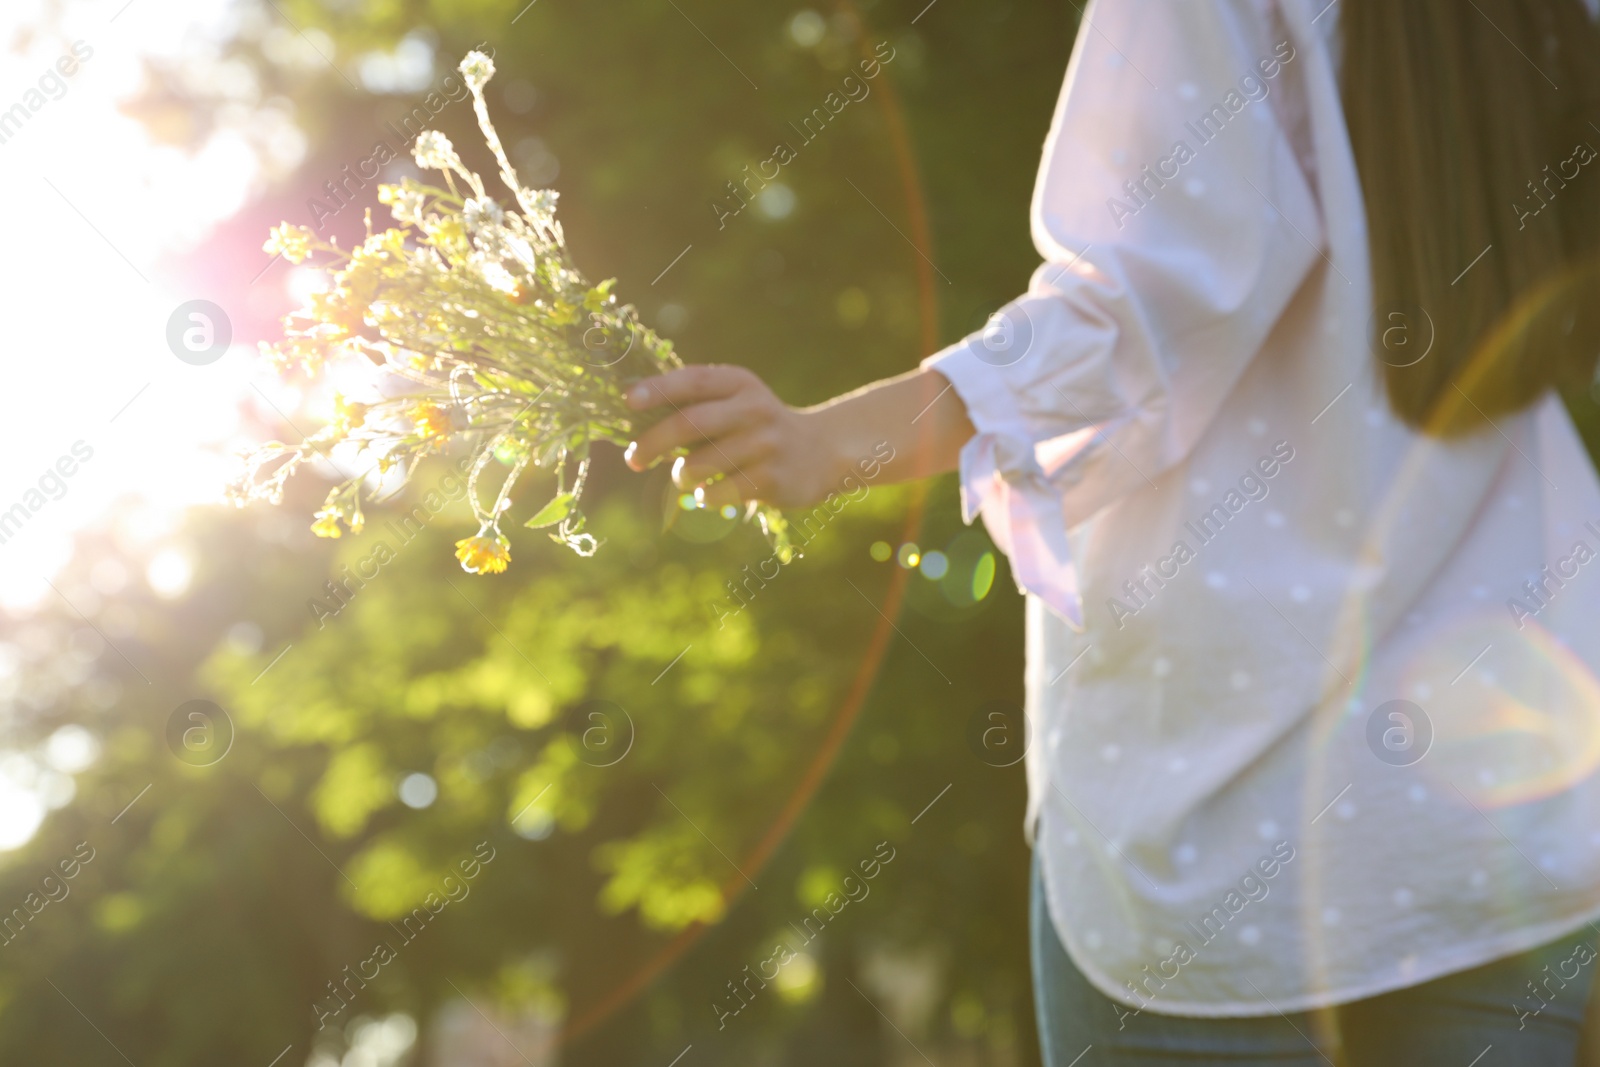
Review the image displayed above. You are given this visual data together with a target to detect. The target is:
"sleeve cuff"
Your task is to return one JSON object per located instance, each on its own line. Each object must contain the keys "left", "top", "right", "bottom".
{"left": 923, "top": 329, "right": 1085, "bottom": 630}
{"left": 922, "top": 328, "right": 1032, "bottom": 525}
{"left": 922, "top": 328, "right": 1030, "bottom": 460}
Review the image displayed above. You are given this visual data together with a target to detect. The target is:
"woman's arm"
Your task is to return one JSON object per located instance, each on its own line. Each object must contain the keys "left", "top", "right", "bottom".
{"left": 623, "top": 364, "right": 975, "bottom": 509}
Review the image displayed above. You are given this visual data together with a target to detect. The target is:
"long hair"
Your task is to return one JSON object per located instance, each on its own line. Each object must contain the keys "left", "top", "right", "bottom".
{"left": 1341, "top": 0, "right": 1600, "bottom": 434}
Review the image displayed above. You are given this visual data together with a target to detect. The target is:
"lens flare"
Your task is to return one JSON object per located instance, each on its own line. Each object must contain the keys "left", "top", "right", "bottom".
{"left": 1400, "top": 614, "right": 1600, "bottom": 809}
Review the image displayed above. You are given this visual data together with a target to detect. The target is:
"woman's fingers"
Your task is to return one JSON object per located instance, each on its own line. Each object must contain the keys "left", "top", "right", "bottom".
{"left": 622, "top": 363, "right": 795, "bottom": 496}
{"left": 673, "top": 428, "right": 779, "bottom": 492}
{"left": 626, "top": 364, "right": 760, "bottom": 412}
{"left": 625, "top": 394, "right": 768, "bottom": 471}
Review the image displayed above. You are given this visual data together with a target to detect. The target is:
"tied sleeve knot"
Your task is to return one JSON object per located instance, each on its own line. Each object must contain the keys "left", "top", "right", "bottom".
{"left": 959, "top": 429, "right": 1085, "bottom": 630}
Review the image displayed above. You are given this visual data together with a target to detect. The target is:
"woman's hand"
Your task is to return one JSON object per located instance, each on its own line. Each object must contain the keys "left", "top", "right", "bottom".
{"left": 623, "top": 364, "right": 844, "bottom": 510}
{"left": 623, "top": 363, "right": 975, "bottom": 509}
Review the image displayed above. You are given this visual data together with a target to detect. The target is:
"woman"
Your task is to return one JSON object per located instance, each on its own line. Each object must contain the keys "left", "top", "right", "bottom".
{"left": 628, "top": 0, "right": 1600, "bottom": 1062}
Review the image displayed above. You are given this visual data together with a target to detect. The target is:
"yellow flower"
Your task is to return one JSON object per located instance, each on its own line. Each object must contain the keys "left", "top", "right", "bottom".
{"left": 423, "top": 216, "right": 465, "bottom": 247}
{"left": 264, "top": 223, "right": 315, "bottom": 264}
{"left": 455, "top": 534, "right": 511, "bottom": 575}
{"left": 311, "top": 511, "right": 342, "bottom": 539}
{"left": 412, "top": 403, "right": 452, "bottom": 439}
{"left": 333, "top": 394, "right": 367, "bottom": 431}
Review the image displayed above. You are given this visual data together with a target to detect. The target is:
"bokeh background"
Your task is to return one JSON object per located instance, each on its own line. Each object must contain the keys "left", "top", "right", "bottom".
{"left": 17, "top": 2, "right": 1600, "bottom": 1064}
{"left": 0, "top": 0, "right": 1080, "bottom": 1063}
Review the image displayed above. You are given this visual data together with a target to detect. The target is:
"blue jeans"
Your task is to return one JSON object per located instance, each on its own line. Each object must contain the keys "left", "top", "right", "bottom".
{"left": 1031, "top": 855, "right": 1596, "bottom": 1066}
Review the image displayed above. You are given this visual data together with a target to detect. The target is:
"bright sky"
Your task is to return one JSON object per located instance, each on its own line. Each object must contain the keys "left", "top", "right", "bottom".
{"left": 0, "top": 0, "right": 315, "bottom": 617}
{"left": 0, "top": 0, "right": 490, "bottom": 852}
{"left": 0, "top": 0, "right": 303, "bottom": 847}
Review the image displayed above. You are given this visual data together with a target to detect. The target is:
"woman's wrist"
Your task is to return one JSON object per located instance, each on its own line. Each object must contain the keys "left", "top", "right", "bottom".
{"left": 803, "top": 368, "right": 973, "bottom": 492}
{"left": 798, "top": 402, "right": 877, "bottom": 498}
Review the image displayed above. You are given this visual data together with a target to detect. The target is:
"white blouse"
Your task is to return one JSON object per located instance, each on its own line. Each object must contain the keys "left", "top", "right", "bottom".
{"left": 926, "top": 0, "right": 1600, "bottom": 1016}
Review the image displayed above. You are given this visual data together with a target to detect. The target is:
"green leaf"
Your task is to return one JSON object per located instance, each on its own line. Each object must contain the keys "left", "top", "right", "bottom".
{"left": 583, "top": 278, "right": 616, "bottom": 312}
{"left": 525, "top": 492, "right": 575, "bottom": 528}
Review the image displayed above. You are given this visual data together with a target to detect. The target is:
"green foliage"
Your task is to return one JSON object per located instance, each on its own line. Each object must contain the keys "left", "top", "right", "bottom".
{"left": 0, "top": 0, "right": 1096, "bottom": 1063}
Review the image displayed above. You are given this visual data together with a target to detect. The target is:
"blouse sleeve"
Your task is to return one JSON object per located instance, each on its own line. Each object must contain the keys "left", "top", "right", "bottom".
{"left": 924, "top": 0, "right": 1324, "bottom": 628}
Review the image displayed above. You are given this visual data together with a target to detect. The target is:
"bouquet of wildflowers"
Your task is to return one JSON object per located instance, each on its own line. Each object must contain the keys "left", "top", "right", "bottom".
{"left": 231, "top": 50, "right": 792, "bottom": 574}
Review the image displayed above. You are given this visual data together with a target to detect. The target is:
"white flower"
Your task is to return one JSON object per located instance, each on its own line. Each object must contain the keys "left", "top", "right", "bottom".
{"left": 463, "top": 197, "right": 505, "bottom": 232}
{"left": 413, "top": 130, "right": 458, "bottom": 172}
{"left": 399, "top": 190, "right": 426, "bottom": 223}
{"left": 502, "top": 232, "right": 536, "bottom": 271}
{"left": 472, "top": 255, "right": 518, "bottom": 294}
{"left": 460, "top": 51, "right": 495, "bottom": 92}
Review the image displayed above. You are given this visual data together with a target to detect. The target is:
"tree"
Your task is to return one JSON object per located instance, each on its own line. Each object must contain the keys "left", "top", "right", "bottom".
{"left": 1, "top": 1, "right": 1083, "bottom": 1062}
